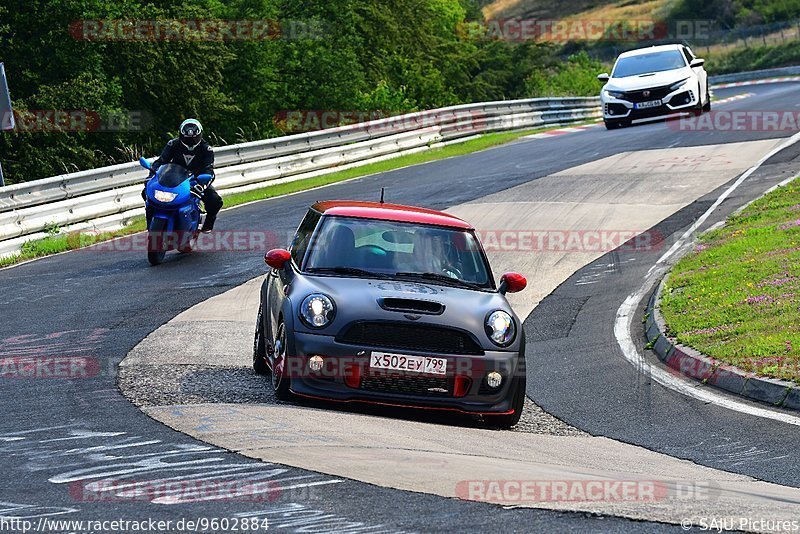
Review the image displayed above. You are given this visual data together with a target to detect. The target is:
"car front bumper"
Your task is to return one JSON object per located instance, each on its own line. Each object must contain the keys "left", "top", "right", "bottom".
{"left": 283, "top": 331, "right": 523, "bottom": 415}
{"left": 602, "top": 88, "right": 699, "bottom": 121}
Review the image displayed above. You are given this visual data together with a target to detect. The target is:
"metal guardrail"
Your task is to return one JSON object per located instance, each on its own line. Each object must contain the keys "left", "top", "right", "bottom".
{"left": 0, "top": 97, "right": 601, "bottom": 255}
{"left": 709, "top": 66, "right": 800, "bottom": 85}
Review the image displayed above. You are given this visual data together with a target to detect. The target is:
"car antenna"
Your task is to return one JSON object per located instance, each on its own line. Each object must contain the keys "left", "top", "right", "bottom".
{"left": 380, "top": 187, "right": 385, "bottom": 204}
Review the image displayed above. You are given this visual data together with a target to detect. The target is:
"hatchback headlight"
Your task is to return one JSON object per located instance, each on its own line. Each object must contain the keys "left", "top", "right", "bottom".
{"left": 604, "top": 89, "right": 625, "bottom": 99}
{"left": 670, "top": 78, "right": 689, "bottom": 92}
{"left": 300, "top": 294, "right": 335, "bottom": 328}
{"left": 153, "top": 190, "right": 177, "bottom": 203}
{"left": 485, "top": 310, "right": 516, "bottom": 347}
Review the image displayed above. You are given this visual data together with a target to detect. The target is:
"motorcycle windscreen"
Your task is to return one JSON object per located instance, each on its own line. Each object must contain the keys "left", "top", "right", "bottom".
{"left": 157, "top": 164, "right": 191, "bottom": 188}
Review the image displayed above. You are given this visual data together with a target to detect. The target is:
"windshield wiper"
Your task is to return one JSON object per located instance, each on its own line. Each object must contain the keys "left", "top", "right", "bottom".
{"left": 393, "top": 271, "right": 481, "bottom": 289}
{"left": 307, "top": 266, "right": 388, "bottom": 279}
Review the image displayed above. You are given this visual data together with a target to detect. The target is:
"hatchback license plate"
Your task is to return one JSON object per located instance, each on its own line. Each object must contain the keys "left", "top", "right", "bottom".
{"left": 635, "top": 99, "right": 662, "bottom": 109}
{"left": 370, "top": 352, "right": 447, "bottom": 375}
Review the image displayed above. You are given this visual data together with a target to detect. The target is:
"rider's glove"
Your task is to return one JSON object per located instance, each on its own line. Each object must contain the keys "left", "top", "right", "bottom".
{"left": 191, "top": 183, "right": 206, "bottom": 198}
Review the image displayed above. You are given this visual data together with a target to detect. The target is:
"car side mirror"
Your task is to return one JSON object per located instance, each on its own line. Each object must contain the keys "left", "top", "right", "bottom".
{"left": 139, "top": 156, "right": 152, "bottom": 170}
{"left": 265, "top": 248, "right": 291, "bottom": 270}
{"left": 690, "top": 58, "right": 705, "bottom": 68}
{"left": 597, "top": 73, "right": 610, "bottom": 82}
{"left": 499, "top": 272, "right": 527, "bottom": 295}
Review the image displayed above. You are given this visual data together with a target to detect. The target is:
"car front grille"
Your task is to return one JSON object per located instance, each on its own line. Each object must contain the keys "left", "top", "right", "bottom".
{"left": 360, "top": 369, "right": 451, "bottom": 397}
{"left": 336, "top": 321, "right": 484, "bottom": 355}
{"left": 622, "top": 85, "right": 672, "bottom": 103}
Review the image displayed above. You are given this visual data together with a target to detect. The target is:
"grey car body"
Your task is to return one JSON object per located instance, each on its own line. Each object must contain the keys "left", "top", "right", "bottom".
{"left": 253, "top": 200, "right": 528, "bottom": 428}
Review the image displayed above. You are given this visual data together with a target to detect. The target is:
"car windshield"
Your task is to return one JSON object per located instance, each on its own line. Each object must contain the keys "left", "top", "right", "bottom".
{"left": 157, "top": 164, "right": 191, "bottom": 188}
{"left": 304, "top": 216, "right": 493, "bottom": 289}
{"left": 612, "top": 50, "right": 686, "bottom": 78}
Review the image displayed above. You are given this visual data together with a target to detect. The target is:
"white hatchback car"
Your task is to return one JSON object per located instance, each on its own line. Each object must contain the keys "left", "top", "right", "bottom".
{"left": 598, "top": 44, "right": 710, "bottom": 130}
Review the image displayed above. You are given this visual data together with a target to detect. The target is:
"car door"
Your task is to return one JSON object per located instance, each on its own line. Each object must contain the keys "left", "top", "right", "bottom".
{"left": 266, "top": 209, "right": 321, "bottom": 338}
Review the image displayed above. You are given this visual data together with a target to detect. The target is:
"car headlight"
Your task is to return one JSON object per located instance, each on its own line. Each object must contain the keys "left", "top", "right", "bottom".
{"left": 153, "top": 190, "right": 177, "bottom": 203}
{"left": 485, "top": 310, "right": 516, "bottom": 347}
{"left": 300, "top": 294, "right": 335, "bottom": 328}
{"left": 669, "top": 78, "right": 690, "bottom": 92}
{"left": 604, "top": 89, "right": 625, "bottom": 99}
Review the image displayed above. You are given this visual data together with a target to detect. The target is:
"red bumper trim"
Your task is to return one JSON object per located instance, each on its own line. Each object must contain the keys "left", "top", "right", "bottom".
{"left": 292, "top": 391, "right": 515, "bottom": 416}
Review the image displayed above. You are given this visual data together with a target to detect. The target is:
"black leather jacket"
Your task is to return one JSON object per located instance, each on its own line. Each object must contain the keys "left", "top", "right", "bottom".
{"left": 152, "top": 138, "right": 215, "bottom": 184}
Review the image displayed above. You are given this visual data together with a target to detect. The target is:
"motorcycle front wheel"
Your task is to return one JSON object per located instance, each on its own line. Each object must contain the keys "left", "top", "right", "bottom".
{"left": 147, "top": 219, "right": 168, "bottom": 266}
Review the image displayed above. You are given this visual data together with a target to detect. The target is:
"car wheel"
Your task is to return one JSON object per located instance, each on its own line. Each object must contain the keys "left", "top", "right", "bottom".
{"left": 703, "top": 81, "right": 711, "bottom": 112}
{"left": 484, "top": 357, "right": 527, "bottom": 429}
{"left": 253, "top": 308, "right": 269, "bottom": 375}
{"left": 271, "top": 321, "right": 293, "bottom": 400}
{"left": 693, "top": 83, "right": 704, "bottom": 116}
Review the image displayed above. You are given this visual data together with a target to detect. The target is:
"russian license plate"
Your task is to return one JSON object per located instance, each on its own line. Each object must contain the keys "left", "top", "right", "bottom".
{"left": 370, "top": 352, "right": 447, "bottom": 375}
{"left": 635, "top": 99, "right": 662, "bottom": 109}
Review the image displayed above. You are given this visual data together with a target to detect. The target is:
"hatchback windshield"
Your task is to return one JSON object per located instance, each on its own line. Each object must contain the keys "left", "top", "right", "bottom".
{"left": 304, "top": 216, "right": 492, "bottom": 288}
{"left": 612, "top": 50, "right": 686, "bottom": 78}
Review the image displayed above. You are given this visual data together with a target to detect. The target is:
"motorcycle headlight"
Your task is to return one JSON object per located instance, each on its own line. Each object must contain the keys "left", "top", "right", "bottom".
{"left": 300, "top": 294, "right": 335, "bottom": 328}
{"left": 485, "top": 310, "right": 516, "bottom": 347}
{"left": 669, "top": 78, "right": 689, "bottom": 92}
{"left": 604, "top": 89, "right": 625, "bottom": 99}
{"left": 153, "top": 190, "right": 177, "bottom": 203}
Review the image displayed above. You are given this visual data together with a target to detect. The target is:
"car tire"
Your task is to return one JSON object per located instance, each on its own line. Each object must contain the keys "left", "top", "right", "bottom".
{"left": 693, "top": 83, "right": 704, "bottom": 116}
{"left": 271, "top": 321, "right": 293, "bottom": 401}
{"left": 253, "top": 308, "right": 269, "bottom": 375}
{"left": 703, "top": 81, "right": 711, "bottom": 112}
{"left": 484, "top": 356, "right": 527, "bottom": 429}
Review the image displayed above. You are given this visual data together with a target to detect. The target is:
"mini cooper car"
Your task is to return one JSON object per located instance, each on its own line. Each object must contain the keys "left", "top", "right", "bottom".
{"left": 253, "top": 201, "right": 528, "bottom": 428}
{"left": 598, "top": 44, "right": 710, "bottom": 129}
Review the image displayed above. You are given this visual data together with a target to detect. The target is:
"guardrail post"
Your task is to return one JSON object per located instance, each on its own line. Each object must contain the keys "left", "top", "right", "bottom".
{"left": 0, "top": 162, "right": 4, "bottom": 187}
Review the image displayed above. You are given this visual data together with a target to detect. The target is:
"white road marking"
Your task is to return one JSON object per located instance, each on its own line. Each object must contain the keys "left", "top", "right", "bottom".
{"left": 615, "top": 130, "right": 800, "bottom": 427}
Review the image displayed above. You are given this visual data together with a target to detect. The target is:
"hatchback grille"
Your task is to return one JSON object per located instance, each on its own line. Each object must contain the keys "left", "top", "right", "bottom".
{"left": 622, "top": 85, "right": 671, "bottom": 103}
{"left": 360, "top": 369, "right": 451, "bottom": 397}
{"left": 337, "top": 322, "right": 484, "bottom": 355}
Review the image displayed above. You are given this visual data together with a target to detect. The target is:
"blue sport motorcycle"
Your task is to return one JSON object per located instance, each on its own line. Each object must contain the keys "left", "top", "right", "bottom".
{"left": 139, "top": 157, "right": 213, "bottom": 266}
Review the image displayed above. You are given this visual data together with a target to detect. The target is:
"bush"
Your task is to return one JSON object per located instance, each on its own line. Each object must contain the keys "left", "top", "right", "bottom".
{"left": 524, "top": 51, "right": 607, "bottom": 97}
{"left": 0, "top": 0, "right": 606, "bottom": 184}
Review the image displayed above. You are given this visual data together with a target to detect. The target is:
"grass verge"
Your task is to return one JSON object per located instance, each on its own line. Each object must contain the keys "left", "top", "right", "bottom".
{"left": 659, "top": 177, "right": 800, "bottom": 384}
{"left": 0, "top": 124, "right": 580, "bottom": 268}
{"left": 706, "top": 41, "right": 800, "bottom": 76}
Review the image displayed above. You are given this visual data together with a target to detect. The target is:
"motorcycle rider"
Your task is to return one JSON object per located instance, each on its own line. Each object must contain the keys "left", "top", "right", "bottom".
{"left": 145, "top": 119, "right": 223, "bottom": 232}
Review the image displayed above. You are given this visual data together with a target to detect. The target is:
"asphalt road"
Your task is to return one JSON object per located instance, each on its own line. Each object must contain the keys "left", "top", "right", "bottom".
{"left": 1, "top": 81, "right": 799, "bottom": 532}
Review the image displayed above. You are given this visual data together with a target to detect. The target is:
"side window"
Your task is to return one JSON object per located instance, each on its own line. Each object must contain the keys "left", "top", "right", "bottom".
{"left": 682, "top": 47, "right": 693, "bottom": 65}
{"left": 290, "top": 210, "right": 321, "bottom": 267}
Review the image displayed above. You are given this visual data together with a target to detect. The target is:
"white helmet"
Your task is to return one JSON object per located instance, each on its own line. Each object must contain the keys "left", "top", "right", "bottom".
{"left": 179, "top": 118, "right": 203, "bottom": 150}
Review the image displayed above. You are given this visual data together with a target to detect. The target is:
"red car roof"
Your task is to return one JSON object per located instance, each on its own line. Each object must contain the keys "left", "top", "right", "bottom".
{"left": 312, "top": 201, "right": 473, "bottom": 229}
